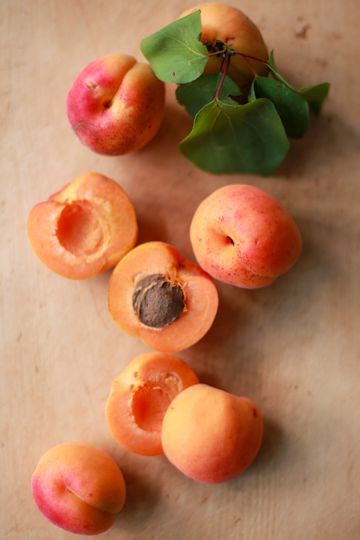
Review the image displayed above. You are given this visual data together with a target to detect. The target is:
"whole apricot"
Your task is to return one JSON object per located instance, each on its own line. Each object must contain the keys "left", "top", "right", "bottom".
{"left": 180, "top": 3, "right": 268, "bottom": 87}
{"left": 190, "top": 184, "right": 302, "bottom": 288}
{"left": 31, "top": 443, "right": 126, "bottom": 535}
{"left": 162, "top": 384, "right": 263, "bottom": 483}
{"left": 67, "top": 54, "right": 165, "bottom": 155}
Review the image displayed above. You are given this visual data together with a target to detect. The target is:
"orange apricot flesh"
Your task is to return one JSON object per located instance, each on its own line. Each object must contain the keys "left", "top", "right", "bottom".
{"left": 106, "top": 352, "right": 199, "bottom": 456}
{"left": 31, "top": 443, "right": 126, "bottom": 535}
{"left": 108, "top": 241, "right": 219, "bottom": 352}
{"left": 27, "top": 172, "right": 138, "bottom": 279}
{"left": 162, "top": 384, "right": 264, "bottom": 483}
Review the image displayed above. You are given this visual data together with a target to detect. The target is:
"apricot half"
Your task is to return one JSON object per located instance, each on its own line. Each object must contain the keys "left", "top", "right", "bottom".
{"left": 108, "top": 242, "right": 219, "bottom": 352}
{"left": 190, "top": 184, "right": 302, "bottom": 288}
{"left": 67, "top": 54, "right": 165, "bottom": 155}
{"left": 180, "top": 3, "right": 268, "bottom": 87}
{"left": 27, "top": 172, "right": 138, "bottom": 279}
{"left": 31, "top": 443, "right": 126, "bottom": 535}
{"left": 106, "top": 352, "right": 199, "bottom": 456}
{"left": 162, "top": 384, "right": 264, "bottom": 483}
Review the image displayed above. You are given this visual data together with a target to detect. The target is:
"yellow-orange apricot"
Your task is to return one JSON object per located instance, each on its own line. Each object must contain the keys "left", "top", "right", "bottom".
{"left": 190, "top": 184, "right": 302, "bottom": 288}
{"left": 180, "top": 3, "right": 268, "bottom": 87}
{"left": 67, "top": 54, "right": 165, "bottom": 155}
{"left": 31, "top": 443, "right": 126, "bottom": 535}
{"left": 162, "top": 384, "right": 263, "bottom": 483}
{"left": 108, "top": 241, "right": 219, "bottom": 352}
{"left": 27, "top": 172, "right": 138, "bottom": 279}
{"left": 106, "top": 352, "right": 199, "bottom": 456}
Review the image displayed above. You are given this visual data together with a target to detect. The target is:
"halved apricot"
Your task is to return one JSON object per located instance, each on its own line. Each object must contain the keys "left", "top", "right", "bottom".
{"left": 106, "top": 352, "right": 199, "bottom": 455}
{"left": 108, "top": 242, "right": 219, "bottom": 352}
{"left": 27, "top": 172, "right": 138, "bottom": 279}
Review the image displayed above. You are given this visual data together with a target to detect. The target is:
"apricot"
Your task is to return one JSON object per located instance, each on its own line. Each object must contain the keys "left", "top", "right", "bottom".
{"left": 180, "top": 3, "right": 268, "bottom": 87}
{"left": 31, "top": 443, "right": 126, "bottom": 535}
{"left": 108, "top": 241, "right": 219, "bottom": 352}
{"left": 190, "top": 184, "right": 302, "bottom": 289}
{"left": 106, "top": 352, "right": 199, "bottom": 456}
{"left": 162, "top": 384, "right": 263, "bottom": 483}
{"left": 67, "top": 54, "right": 165, "bottom": 155}
{"left": 27, "top": 172, "right": 138, "bottom": 279}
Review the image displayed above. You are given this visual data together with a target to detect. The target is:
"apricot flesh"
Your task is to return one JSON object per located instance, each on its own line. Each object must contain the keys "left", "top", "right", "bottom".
{"left": 190, "top": 184, "right": 302, "bottom": 288}
{"left": 106, "top": 352, "right": 199, "bottom": 456}
{"left": 27, "top": 172, "right": 138, "bottom": 279}
{"left": 67, "top": 54, "right": 165, "bottom": 155}
{"left": 31, "top": 443, "right": 126, "bottom": 535}
{"left": 180, "top": 3, "right": 268, "bottom": 88}
{"left": 108, "top": 242, "right": 219, "bottom": 352}
{"left": 161, "top": 384, "right": 263, "bottom": 483}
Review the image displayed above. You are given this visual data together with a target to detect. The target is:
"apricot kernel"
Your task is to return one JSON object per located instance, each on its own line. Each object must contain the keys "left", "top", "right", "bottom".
{"left": 132, "top": 274, "right": 185, "bottom": 328}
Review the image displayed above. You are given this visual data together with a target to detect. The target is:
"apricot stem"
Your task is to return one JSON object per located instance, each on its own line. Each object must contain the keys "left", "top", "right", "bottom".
{"left": 242, "top": 55, "right": 258, "bottom": 77}
{"left": 233, "top": 51, "right": 268, "bottom": 65}
{"left": 214, "top": 53, "right": 231, "bottom": 101}
{"left": 207, "top": 49, "right": 226, "bottom": 57}
{"left": 205, "top": 43, "right": 268, "bottom": 66}
{"left": 212, "top": 46, "right": 268, "bottom": 101}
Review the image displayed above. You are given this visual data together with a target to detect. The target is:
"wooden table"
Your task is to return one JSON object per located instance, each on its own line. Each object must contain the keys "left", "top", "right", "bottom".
{"left": 1, "top": 1, "right": 359, "bottom": 538}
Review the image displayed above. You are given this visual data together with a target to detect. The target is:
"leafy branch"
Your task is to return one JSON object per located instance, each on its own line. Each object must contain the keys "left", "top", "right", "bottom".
{"left": 141, "top": 12, "right": 330, "bottom": 176}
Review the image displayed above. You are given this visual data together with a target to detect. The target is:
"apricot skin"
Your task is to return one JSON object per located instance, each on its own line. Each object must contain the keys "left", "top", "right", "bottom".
{"left": 31, "top": 443, "right": 126, "bottom": 535}
{"left": 190, "top": 184, "right": 302, "bottom": 289}
{"left": 180, "top": 3, "right": 268, "bottom": 87}
{"left": 67, "top": 54, "right": 165, "bottom": 155}
{"left": 108, "top": 242, "right": 219, "bottom": 352}
{"left": 27, "top": 172, "right": 138, "bottom": 279}
{"left": 106, "top": 352, "right": 199, "bottom": 456}
{"left": 161, "top": 384, "right": 263, "bottom": 483}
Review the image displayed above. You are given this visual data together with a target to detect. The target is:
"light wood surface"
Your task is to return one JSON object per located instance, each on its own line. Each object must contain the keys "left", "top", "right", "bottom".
{"left": 1, "top": 1, "right": 359, "bottom": 539}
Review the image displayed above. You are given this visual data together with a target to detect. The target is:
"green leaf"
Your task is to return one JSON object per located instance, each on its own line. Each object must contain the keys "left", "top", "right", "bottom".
{"left": 140, "top": 11, "right": 208, "bottom": 83}
{"left": 250, "top": 76, "right": 310, "bottom": 138}
{"left": 176, "top": 73, "right": 242, "bottom": 118}
{"left": 248, "top": 80, "right": 256, "bottom": 102}
{"left": 266, "top": 51, "right": 294, "bottom": 90}
{"left": 268, "top": 50, "right": 278, "bottom": 71}
{"left": 180, "top": 99, "right": 289, "bottom": 176}
{"left": 299, "top": 83, "right": 330, "bottom": 115}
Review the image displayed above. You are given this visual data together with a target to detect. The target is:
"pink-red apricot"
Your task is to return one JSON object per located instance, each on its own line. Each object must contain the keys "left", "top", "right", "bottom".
{"left": 190, "top": 184, "right": 302, "bottom": 288}
{"left": 106, "top": 352, "right": 199, "bottom": 456}
{"left": 180, "top": 3, "right": 268, "bottom": 87}
{"left": 31, "top": 443, "right": 126, "bottom": 535}
{"left": 108, "top": 241, "right": 219, "bottom": 352}
{"left": 27, "top": 172, "right": 138, "bottom": 279}
{"left": 67, "top": 54, "right": 165, "bottom": 155}
{"left": 162, "top": 384, "right": 263, "bottom": 483}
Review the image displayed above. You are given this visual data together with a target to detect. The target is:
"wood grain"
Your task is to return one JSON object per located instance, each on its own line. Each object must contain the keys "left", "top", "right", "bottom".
{"left": 1, "top": 1, "right": 359, "bottom": 539}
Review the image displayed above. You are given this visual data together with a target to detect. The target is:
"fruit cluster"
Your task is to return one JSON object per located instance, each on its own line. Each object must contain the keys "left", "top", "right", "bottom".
{"left": 28, "top": 3, "right": 312, "bottom": 536}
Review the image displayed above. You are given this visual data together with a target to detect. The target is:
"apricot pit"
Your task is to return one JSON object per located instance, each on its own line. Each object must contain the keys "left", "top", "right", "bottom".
{"left": 108, "top": 241, "right": 219, "bottom": 352}
{"left": 132, "top": 274, "right": 185, "bottom": 328}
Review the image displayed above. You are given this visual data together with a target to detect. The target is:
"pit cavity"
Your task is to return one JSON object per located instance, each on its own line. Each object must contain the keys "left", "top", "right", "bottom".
{"left": 132, "top": 376, "right": 180, "bottom": 432}
{"left": 57, "top": 201, "right": 104, "bottom": 257}
{"left": 132, "top": 274, "right": 185, "bottom": 329}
